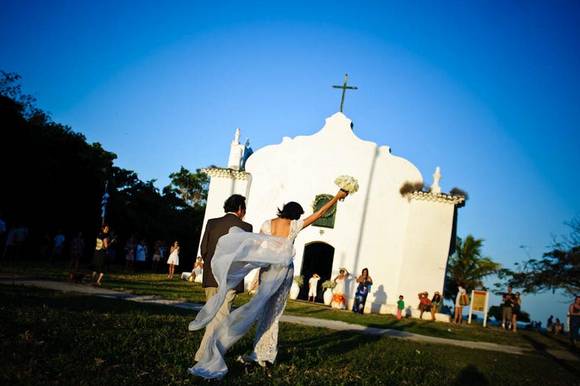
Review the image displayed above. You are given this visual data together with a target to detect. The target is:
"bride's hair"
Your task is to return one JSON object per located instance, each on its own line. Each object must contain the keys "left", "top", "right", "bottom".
{"left": 277, "top": 201, "right": 304, "bottom": 220}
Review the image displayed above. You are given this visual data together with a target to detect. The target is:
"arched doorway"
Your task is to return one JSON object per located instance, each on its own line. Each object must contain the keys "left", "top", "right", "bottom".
{"left": 298, "top": 242, "right": 334, "bottom": 302}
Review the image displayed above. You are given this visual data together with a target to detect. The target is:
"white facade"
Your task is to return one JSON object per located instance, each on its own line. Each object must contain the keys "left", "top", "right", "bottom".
{"left": 199, "top": 112, "right": 464, "bottom": 316}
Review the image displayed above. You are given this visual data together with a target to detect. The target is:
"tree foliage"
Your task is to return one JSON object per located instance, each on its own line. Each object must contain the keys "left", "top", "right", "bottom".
{"left": 166, "top": 166, "right": 209, "bottom": 209}
{"left": 0, "top": 71, "right": 207, "bottom": 267}
{"left": 488, "top": 305, "right": 530, "bottom": 323}
{"left": 1, "top": 73, "right": 115, "bottom": 238}
{"left": 501, "top": 218, "right": 580, "bottom": 297}
{"left": 399, "top": 181, "right": 424, "bottom": 196}
{"left": 444, "top": 235, "right": 501, "bottom": 300}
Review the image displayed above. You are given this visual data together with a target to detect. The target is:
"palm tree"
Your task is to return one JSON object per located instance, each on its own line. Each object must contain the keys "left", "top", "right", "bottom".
{"left": 444, "top": 235, "right": 501, "bottom": 300}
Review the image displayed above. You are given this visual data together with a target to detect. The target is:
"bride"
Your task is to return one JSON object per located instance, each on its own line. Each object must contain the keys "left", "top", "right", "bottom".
{"left": 188, "top": 189, "right": 349, "bottom": 379}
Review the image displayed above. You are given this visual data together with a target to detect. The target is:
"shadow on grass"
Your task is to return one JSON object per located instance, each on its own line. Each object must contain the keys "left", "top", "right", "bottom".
{"left": 452, "top": 364, "right": 489, "bottom": 386}
{"left": 521, "top": 334, "right": 580, "bottom": 377}
{"left": 279, "top": 329, "right": 381, "bottom": 361}
{"left": 542, "top": 332, "right": 580, "bottom": 357}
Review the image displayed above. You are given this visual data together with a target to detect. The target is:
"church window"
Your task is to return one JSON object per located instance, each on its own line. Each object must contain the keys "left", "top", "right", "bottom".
{"left": 312, "top": 194, "right": 336, "bottom": 228}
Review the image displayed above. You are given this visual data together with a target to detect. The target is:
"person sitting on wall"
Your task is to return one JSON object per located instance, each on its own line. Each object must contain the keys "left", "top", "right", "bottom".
{"left": 430, "top": 291, "right": 442, "bottom": 321}
{"left": 418, "top": 291, "right": 432, "bottom": 319}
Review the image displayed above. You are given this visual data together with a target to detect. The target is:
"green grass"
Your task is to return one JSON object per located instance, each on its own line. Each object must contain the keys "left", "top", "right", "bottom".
{"left": 0, "top": 262, "right": 575, "bottom": 351}
{"left": 1, "top": 284, "right": 579, "bottom": 385}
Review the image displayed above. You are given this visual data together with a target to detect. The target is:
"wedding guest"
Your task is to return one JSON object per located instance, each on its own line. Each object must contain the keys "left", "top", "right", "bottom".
{"left": 430, "top": 291, "right": 442, "bottom": 321}
{"left": 352, "top": 268, "right": 373, "bottom": 314}
{"left": 192, "top": 256, "right": 204, "bottom": 282}
{"left": 182, "top": 256, "right": 204, "bottom": 282}
{"left": 331, "top": 268, "right": 349, "bottom": 309}
{"left": 124, "top": 236, "right": 136, "bottom": 270}
{"left": 554, "top": 318, "right": 563, "bottom": 335}
{"left": 159, "top": 241, "right": 167, "bottom": 261}
{"left": 92, "top": 224, "right": 109, "bottom": 286}
{"left": 308, "top": 273, "right": 320, "bottom": 302}
{"left": 454, "top": 284, "right": 467, "bottom": 324}
{"left": 3, "top": 223, "right": 29, "bottom": 262}
{"left": 167, "top": 241, "right": 180, "bottom": 279}
{"left": 569, "top": 296, "right": 580, "bottom": 347}
{"left": 151, "top": 240, "right": 162, "bottom": 271}
{"left": 106, "top": 231, "right": 118, "bottom": 267}
{"left": 396, "top": 295, "right": 405, "bottom": 320}
{"left": 418, "top": 291, "right": 431, "bottom": 319}
{"left": 51, "top": 230, "right": 66, "bottom": 261}
{"left": 501, "top": 286, "right": 514, "bottom": 329}
{"left": 38, "top": 232, "right": 51, "bottom": 259}
{"left": 135, "top": 239, "right": 147, "bottom": 269}
{"left": 511, "top": 292, "right": 522, "bottom": 332}
{"left": 69, "top": 232, "right": 84, "bottom": 273}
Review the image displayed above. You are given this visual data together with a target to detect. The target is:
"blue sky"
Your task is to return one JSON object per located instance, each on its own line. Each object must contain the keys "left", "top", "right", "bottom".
{"left": 1, "top": 1, "right": 579, "bottom": 322}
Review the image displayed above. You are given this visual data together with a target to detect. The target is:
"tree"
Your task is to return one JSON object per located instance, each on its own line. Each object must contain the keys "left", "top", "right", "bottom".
{"left": 444, "top": 235, "right": 501, "bottom": 300}
{"left": 502, "top": 218, "right": 580, "bottom": 297}
{"left": 0, "top": 71, "right": 44, "bottom": 119}
{"left": 0, "top": 71, "right": 207, "bottom": 268}
{"left": 166, "top": 166, "right": 209, "bottom": 208}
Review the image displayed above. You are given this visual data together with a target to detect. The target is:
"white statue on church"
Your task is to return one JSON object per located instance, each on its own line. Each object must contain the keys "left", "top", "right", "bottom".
{"left": 233, "top": 128, "right": 240, "bottom": 144}
{"left": 227, "top": 128, "right": 245, "bottom": 170}
{"left": 430, "top": 166, "right": 442, "bottom": 194}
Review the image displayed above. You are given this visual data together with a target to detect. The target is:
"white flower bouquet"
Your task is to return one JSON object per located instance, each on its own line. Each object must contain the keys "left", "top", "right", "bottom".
{"left": 335, "top": 175, "right": 359, "bottom": 195}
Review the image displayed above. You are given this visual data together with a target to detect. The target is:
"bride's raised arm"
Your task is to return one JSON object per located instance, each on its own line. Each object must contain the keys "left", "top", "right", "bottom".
{"left": 302, "top": 190, "right": 348, "bottom": 228}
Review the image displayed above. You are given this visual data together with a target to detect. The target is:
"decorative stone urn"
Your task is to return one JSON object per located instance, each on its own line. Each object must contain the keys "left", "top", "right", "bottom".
{"left": 323, "top": 288, "right": 333, "bottom": 305}
{"left": 289, "top": 281, "right": 300, "bottom": 300}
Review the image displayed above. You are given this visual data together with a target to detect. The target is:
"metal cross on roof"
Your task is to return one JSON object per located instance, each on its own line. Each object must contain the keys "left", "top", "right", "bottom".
{"left": 332, "top": 73, "right": 358, "bottom": 112}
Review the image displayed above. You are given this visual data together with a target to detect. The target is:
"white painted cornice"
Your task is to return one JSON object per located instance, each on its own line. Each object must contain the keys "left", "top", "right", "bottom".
{"left": 201, "top": 167, "right": 250, "bottom": 180}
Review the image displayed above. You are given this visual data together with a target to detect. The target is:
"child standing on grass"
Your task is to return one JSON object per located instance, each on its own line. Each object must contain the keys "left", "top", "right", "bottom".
{"left": 397, "top": 295, "right": 405, "bottom": 320}
{"left": 308, "top": 273, "right": 320, "bottom": 302}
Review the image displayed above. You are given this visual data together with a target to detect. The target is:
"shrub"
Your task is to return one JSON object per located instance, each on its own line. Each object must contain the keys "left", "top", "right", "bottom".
{"left": 449, "top": 187, "right": 469, "bottom": 200}
{"left": 293, "top": 275, "right": 304, "bottom": 287}
{"left": 399, "top": 181, "right": 424, "bottom": 196}
{"left": 321, "top": 280, "right": 336, "bottom": 289}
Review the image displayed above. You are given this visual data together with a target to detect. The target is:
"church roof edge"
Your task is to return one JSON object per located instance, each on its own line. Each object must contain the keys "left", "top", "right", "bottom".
{"left": 407, "top": 191, "right": 465, "bottom": 206}
{"left": 201, "top": 167, "right": 250, "bottom": 180}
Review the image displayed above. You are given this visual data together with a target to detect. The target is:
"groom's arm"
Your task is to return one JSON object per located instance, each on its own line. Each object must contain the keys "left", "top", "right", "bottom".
{"left": 200, "top": 220, "right": 213, "bottom": 258}
{"left": 242, "top": 221, "right": 253, "bottom": 233}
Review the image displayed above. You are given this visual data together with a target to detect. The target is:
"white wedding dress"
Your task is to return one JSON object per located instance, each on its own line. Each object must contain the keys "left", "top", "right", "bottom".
{"left": 188, "top": 219, "right": 303, "bottom": 379}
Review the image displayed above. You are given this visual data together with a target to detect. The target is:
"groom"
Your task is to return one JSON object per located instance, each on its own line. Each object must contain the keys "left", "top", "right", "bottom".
{"left": 194, "top": 194, "right": 253, "bottom": 362}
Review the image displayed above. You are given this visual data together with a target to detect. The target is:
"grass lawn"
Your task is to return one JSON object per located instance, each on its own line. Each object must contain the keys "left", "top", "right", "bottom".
{"left": 1, "top": 262, "right": 572, "bottom": 351}
{"left": 1, "top": 284, "right": 579, "bottom": 386}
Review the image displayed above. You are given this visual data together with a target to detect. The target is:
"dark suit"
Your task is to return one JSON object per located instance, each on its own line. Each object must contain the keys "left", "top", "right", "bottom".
{"left": 200, "top": 213, "right": 252, "bottom": 292}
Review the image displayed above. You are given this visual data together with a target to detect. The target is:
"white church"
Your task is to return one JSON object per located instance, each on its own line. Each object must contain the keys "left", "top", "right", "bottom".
{"left": 198, "top": 112, "right": 465, "bottom": 318}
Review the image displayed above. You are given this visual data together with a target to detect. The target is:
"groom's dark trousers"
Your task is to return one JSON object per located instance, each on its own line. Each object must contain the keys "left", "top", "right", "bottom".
{"left": 195, "top": 213, "right": 252, "bottom": 361}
